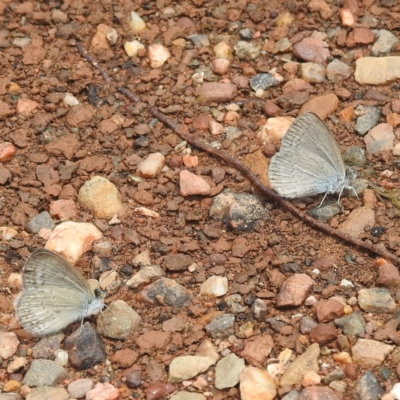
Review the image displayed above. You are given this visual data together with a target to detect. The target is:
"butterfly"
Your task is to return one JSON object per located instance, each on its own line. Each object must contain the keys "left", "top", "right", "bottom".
{"left": 268, "top": 112, "right": 356, "bottom": 205}
{"left": 15, "top": 248, "right": 105, "bottom": 336}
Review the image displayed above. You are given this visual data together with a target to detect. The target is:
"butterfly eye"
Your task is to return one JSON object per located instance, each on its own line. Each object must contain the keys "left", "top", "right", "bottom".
{"left": 94, "top": 288, "right": 106, "bottom": 299}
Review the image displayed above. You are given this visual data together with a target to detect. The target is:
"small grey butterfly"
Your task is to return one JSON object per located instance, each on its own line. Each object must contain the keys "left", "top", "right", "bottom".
{"left": 268, "top": 112, "right": 356, "bottom": 204}
{"left": 15, "top": 248, "right": 105, "bottom": 336}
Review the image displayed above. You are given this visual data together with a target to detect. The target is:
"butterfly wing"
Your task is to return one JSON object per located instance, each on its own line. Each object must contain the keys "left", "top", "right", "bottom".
{"left": 16, "top": 287, "right": 92, "bottom": 336}
{"left": 268, "top": 113, "right": 346, "bottom": 198}
{"left": 22, "top": 248, "right": 94, "bottom": 298}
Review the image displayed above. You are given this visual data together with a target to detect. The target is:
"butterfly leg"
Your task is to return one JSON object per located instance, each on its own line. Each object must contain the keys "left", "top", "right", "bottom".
{"left": 318, "top": 190, "right": 331, "bottom": 208}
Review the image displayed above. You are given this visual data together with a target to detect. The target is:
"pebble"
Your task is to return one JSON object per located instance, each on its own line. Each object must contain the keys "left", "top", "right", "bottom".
{"left": 390, "top": 383, "right": 400, "bottom": 399}
{"left": 86, "top": 383, "right": 119, "bottom": 400}
{"left": 258, "top": 116, "right": 294, "bottom": 144}
{"left": 276, "top": 274, "right": 315, "bottom": 307}
{"left": 200, "top": 276, "right": 228, "bottom": 297}
{"left": 170, "top": 393, "right": 206, "bottom": 400}
{"left": 25, "top": 211, "right": 55, "bottom": 235}
{"left": 67, "top": 378, "right": 93, "bottom": 398}
{"left": 293, "top": 37, "right": 330, "bottom": 64}
{"left": 354, "top": 106, "right": 381, "bottom": 136}
{"left": 376, "top": 260, "right": 400, "bottom": 287}
{"left": 124, "top": 40, "right": 145, "bottom": 57}
{"left": 326, "top": 59, "right": 352, "bottom": 81}
{"left": 358, "top": 288, "right": 396, "bottom": 313}
{"left": 302, "top": 370, "right": 321, "bottom": 387}
{"left": 241, "top": 335, "right": 274, "bottom": 366}
{"left": 64, "top": 322, "right": 106, "bottom": 370}
{"left": 22, "top": 359, "right": 67, "bottom": 386}
{"left": 0, "top": 142, "right": 16, "bottom": 162}
{"left": 301, "top": 62, "right": 326, "bottom": 83}
{"left": 164, "top": 253, "right": 193, "bottom": 271}
{"left": 7, "top": 357, "right": 28, "bottom": 373}
{"left": 250, "top": 74, "right": 279, "bottom": 91}
{"left": 281, "top": 391, "right": 300, "bottom": 400}
{"left": 216, "top": 190, "right": 269, "bottom": 231}
{"left": 45, "top": 221, "right": 102, "bottom": 264}
{"left": 78, "top": 175, "right": 124, "bottom": 219}
{"left": 346, "top": 27, "right": 375, "bottom": 47}
{"left": 355, "top": 371, "right": 384, "bottom": 400}
{"left": 339, "top": 0, "right": 359, "bottom": 26}
{"left": 371, "top": 30, "right": 399, "bottom": 56}
{"left": 225, "top": 294, "right": 246, "bottom": 314}
{"left": 342, "top": 146, "right": 366, "bottom": 166}
{"left": 355, "top": 57, "right": 400, "bottom": 85}
{"left": 338, "top": 207, "right": 375, "bottom": 238}
{"left": 308, "top": 0, "right": 333, "bottom": 19}
{"left": 16, "top": 99, "right": 39, "bottom": 115}
{"left": 198, "top": 82, "right": 237, "bottom": 103}
{"left": 91, "top": 24, "right": 113, "bottom": 51}
{"left": 145, "top": 383, "right": 176, "bottom": 400}
{"left": 204, "top": 314, "right": 235, "bottom": 339}
{"left": 0, "top": 332, "right": 19, "bottom": 359}
{"left": 334, "top": 311, "right": 365, "bottom": 336}
{"left": 168, "top": 355, "right": 216, "bottom": 383}
{"left": 299, "top": 93, "right": 339, "bottom": 119}
{"left": 54, "top": 349, "right": 68, "bottom": 366}
{"left": 179, "top": 170, "right": 211, "bottom": 196}
{"left": 136, "top": 153, "right": 166, "bottom": 178}
{"left": 209, "top": 120, "right": 224, "bottom": 135}
{"left": 141, "top": 278, "right": 192, "bottom": 308}
{"left": 211, "top": 58, "right": 230, "bottom": 75}
{"left": 215, "top": 353, "right": 245, "bottom": 389}
{"left": 195, "top": 338, "right": 220, "bottom": 362}
{"left": 280, "top": 343, "right": 320, "bottom": 386}
{"left": 239, "top": 366, "right": 277, "bottom": 400}
{"left": 148, "top": 44, "right": 170, "bottom": 68}
{"left": 126, "top": 265, "right": 165, "bottom": 288}
{"left": 214, "top": 40, "right": 232, "bottom": 59}
{"left": 97, "top": 300, "right": 141, "bottom": 340}
{"left": 364, "top": 123, "right": 394, "bottom": 154}
{"left": 299, "top": 387, "right": 340, "bottom": 400}
{"left": 234, "top": 41, "right": 261, "bottom": 60}
{"left": 49, "top": 199, "right": 77, "bottom": 220}
{"left": 316, "top": 299, "right": 344, "bottom": 322}
{"left": 63, "top": 93, "right": 79, "bottom": 106}
{"left": 352, "top": 339, "right": 393, "bottom": 368}
{"left": 129, "top": 11, "right": 146, "bottom": 34}
{"left": 32, "top": 334, "right": 63, "bottom": 359}
{"left": 25, "top": 386, "right": 69, "bottom": 400}
{"left": 273, "top": 37, "right": 292, "bottom": 54}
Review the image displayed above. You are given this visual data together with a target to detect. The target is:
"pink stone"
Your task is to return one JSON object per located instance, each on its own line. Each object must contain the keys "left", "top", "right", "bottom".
{"left": 0, "top": 143, "right": 16, "bottom": 162}
{"left": 16, "top": 99, "right": 39, "bottom": 115}
{"left": 179, "top": 170, "right": 211, "bottom": 196}
{"left": 49, "top": 199, "right": 77, "bottom": 220}
{"left": 86, "top": 383, "right": 120, "bottom": 400}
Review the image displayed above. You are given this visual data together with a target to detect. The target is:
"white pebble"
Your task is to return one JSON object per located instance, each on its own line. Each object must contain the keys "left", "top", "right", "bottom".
{"left": 54, "top": 349, "right": 68, "bottom": 366}
{"left": 8, "top": 273, "right": 22, "bottom": 288}
{"left": 304, "top": 295, "right": 317, "bottom": 306}
{"left": 214, "top": 41, "right": 232, "bottom": 59}
{"left": 129, "top": 11, "right": 146, "bottom": 34}
{"left": 136, "top": 153, "right": 166, "bottom": 178}
{"left": 340, "top": 279, "right": 354, "bottom": 287}
{"left": 124, "top": 40, "right": 145, "bottom": 57}
{"left": 63, "top": 93, "right": 79, "bottom": 106}
{"left": 390, "top": 384, "right": 400, "bottom": 400}
{"left": 133, "top": 207, "right": 160, "bottom": 219}
{"left": 106, "top": 28, "right": 118, "bottom": 45}
{"left": 200, "top": 276, "right": 228, "bottom": 297}
{"left": 0, "top": 227, "right": 18, "bottom": 240}
{"left": 148, "top": 43, "right": 170, "bottom": 68}
{"left": 311, "top": 268, "right": 320, "bottom": 274}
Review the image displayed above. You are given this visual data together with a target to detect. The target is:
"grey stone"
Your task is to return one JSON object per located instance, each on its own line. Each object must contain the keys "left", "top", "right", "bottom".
{"left": 26, "top": 386, "right": 69, "bottom": 400}
{"left": 205, "top": 314, "right": 235, "bottom": 339}
{"left": 354, "top": 371, "right": 384, "bottom": 400}
{"left": 358, "top": 288, "right": 396, "bottom": 313}
{"left": 342, "top": 146, "right": 367, "bottom": 166}
{"left": 354, "top": 106, "right": 381, "bottom": 136}
{"left": 25, "top": 211, "right": 55, "bottom": 234}
{"left": 22, "top": 359, "right": 67, "bottom": 386}
{"left": 371, "top": 29, "right": 400, "bottom": 56}
{"left": 250, "top": 73, "right": 279, "bottom": 91}
{"left": 307, "top": 202, "right": 343, "bottom": 222}
{"left": 215, "top": 353, "right": 245, "bottom": 389}
{"left": 335, "top": 311, "right": 366, "bottom": 337}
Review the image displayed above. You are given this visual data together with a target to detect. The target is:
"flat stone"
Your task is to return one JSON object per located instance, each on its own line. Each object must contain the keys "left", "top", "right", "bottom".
{"left": 352, "top": 339, "right": 393, "bottom": 368}
{"left": 355, "top": 57, "right": 400, "bottom": 85}
{"left": 197, "top": 82, "right": 237, "bottom": 103}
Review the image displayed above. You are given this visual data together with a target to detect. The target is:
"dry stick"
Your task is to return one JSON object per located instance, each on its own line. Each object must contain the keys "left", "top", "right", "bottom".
{"left": 77, "top": 43, "right": 400, "bottom": 266}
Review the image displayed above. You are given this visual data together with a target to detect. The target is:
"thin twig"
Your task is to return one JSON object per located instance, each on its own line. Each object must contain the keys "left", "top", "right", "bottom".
{"left": 76, "top": 43, "right": 400, "bottom": 265}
